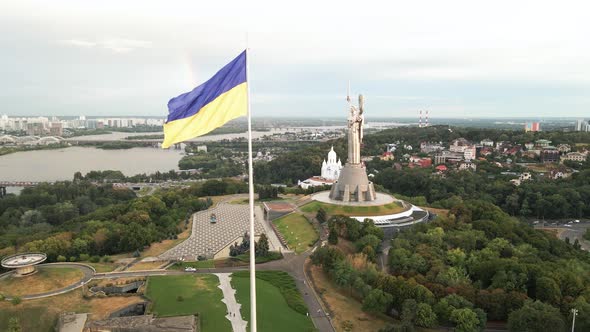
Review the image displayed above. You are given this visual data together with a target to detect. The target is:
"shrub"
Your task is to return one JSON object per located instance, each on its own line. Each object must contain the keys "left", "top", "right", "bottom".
{"left": 177, "top": 295, "right": 184, "bottom": 302}
{"left": 79, "top": 253, "right": 90, "bottom": 261}
{"left": 69, "top": 256, "right": 77, "bottom": 262}
{"left": 57, "top": 255, "right": 67, "bottom": 262}
{"left": 89, "top": 255, "right": 100, "bottom": 263}
{"left": 102, "top": 255, "right": 112, "bottom": 263}
{"left": 11, "top": 296, "right": 21, "bottom": 305}
{"left": 341, "top": 320, "right": 353, "bottom": 331}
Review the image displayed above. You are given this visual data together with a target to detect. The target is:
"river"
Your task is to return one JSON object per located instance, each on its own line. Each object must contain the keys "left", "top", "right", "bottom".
{"left": 0, "top": 146, "right": 183, "bottom": 182}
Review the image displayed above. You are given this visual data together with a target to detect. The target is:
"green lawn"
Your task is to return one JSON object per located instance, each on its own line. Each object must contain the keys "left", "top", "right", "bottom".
{"left": 145, "top": 275, "right": 231, "bottom": 332}
{"left": 0, "top": 267, "right": 83, "bottom": 297}
{"left": 0, "top": 307, "right": 57, "bottom": 332}
{"left": 85, "top": 262, "right": 117, "bottom": 273}
{"left": 272, "top": 213, "right": 318, "bottom": 253}
{"left": 231, "top": 271, "right": 315, "bottom": 332}
{"left": 300, "top": 200, "right": 405, "bottom": 216}
{"left": 235, "top": 251, "right": 283, "bottom": 264}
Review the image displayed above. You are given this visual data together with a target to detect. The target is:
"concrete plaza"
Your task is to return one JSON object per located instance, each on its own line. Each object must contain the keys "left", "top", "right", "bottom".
{"left": 159, "top": 202, "right": 284, "bottom": 261}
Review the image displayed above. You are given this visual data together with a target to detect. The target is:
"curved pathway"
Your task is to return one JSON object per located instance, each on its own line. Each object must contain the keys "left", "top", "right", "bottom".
{"left": 1, "top": 194, "right": 334, "bottom": 332}
{"left": 1, "top": 263, "right": 95, "bottom": 300}
{"left": 216, "top": 273, "right": 247, "bottom": 332}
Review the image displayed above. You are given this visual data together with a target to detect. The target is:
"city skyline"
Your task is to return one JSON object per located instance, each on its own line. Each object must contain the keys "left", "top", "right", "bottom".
{"left": 1, "top": 1, "right": 589, "bottom": 118}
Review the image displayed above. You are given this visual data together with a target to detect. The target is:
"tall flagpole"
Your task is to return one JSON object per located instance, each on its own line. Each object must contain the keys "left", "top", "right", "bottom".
{"left": 245, "top": 47, "right": 257, "bottom": 332}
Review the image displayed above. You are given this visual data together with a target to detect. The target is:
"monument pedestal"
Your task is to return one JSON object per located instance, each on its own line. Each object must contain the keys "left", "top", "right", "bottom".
{"left": 329, "top": 163, "right": 376, "bottom": 202}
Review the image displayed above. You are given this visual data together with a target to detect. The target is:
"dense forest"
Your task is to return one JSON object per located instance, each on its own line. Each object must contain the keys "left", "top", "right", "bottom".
{"left": 0, "top": 177, "right": 248, "bottom": 264}
{"left": 374, "top": 166, "right": 590, "bottom": 219}
{"left": 313, "top": 200, "right": 590, "bottom": 331}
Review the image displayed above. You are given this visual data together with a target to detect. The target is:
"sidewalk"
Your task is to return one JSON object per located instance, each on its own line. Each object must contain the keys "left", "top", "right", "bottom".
{"left": 216, "top": 273, "right": 247, "bottom": 332}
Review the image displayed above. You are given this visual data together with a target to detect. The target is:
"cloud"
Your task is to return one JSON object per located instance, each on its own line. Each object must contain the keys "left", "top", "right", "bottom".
{"left": 57, "top": 38, "right": 152, "bottom": 53}
{"left": 58, "top": 39, "right": 97, "bottom": 48}
{"left": 100, "top": 38, "right": 152, "bottom": 53}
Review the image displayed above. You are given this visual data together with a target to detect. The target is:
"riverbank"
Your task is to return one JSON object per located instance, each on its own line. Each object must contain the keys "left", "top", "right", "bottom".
{"left": 0, "top": 143, "right": 70, "bottom": 157}
{"left": 0, "top": 146, "right": 182, "bottom": 182}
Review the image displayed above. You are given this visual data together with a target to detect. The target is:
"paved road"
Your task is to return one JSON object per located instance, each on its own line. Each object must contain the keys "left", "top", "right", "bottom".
{"left": 536, "top": 222, "right": 590, "bottom": 251}
{"left": 558, "top": 227, "right": 590, "bottom": 251}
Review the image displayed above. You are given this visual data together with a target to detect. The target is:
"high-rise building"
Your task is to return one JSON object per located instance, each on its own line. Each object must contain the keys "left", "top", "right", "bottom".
{"left": 525, "top": 122, "right": 541, "bottom": 132}
{"left": 50, "top": 122, "right": 63, "bottom": 136}
{"left": 575, "top": 119, "right": 590, "bottom": 132}
{"left": 26, "top": 122, "right": 46, "bottom": 136}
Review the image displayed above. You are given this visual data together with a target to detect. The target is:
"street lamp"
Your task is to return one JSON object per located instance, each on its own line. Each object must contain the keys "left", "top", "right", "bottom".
{"left": 571, "top": 308, "right": 578, "bottom": 332}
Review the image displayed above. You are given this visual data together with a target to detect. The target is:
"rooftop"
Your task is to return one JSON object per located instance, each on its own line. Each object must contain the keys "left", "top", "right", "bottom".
{"left": 1, "top": 253, "right": 47, "bottom": 268}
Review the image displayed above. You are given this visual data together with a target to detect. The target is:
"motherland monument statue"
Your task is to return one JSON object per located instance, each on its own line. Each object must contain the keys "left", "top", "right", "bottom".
{"left": 329, "top": 85, "right": 377, "bottom": 202}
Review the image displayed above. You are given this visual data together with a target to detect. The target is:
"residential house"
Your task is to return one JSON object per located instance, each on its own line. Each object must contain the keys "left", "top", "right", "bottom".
{"left": 480, "top": 138, "right": 494, "bottom": 147}
{"left": 540, "top": 148, "right": 560, "bottom": 163}
{"left": 458, "top": 161, "right": 476, "bottom": 171}
{"left": 562, "top": 151, "right": 587, "bottom": 162}
{"left": 557, "top": 144, "right": 572, "bottom": 154}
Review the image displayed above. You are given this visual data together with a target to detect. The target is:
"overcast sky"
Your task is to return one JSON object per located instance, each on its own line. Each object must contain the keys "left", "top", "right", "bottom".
{"left": 1, "top": 0, "right": 589, "bottom": 119}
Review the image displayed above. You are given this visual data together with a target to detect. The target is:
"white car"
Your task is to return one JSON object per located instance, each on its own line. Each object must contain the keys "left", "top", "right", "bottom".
{"left": 184, "top": 267, "right": 197, "bottom": 272}
{"left": 574, "top": 220, "right": 580, "bottom": 223}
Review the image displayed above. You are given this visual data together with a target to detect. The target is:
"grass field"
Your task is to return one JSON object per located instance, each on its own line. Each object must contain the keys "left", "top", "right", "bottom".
{"left": 272, "top": 213, "right": 318, "bottom": 253}
{"left": 85, "top": 262, "right": 118, "bottom": 273}
{"left": 0, "top": 267, "right": 83, "bottom": 297}
{"left": 231, "top": 271, "right": 315, "bottom": 332}
{"left": 300, "top": 200, "right": 405, "bottom": 216}
{"left": 145, "top": 274, "right": 231, "bottom": 332}
{"left": 0, "top": 288, "right": 143, "bottom": 332}
{"left": 127, "top": 261, "right": 164, "bottom": 271}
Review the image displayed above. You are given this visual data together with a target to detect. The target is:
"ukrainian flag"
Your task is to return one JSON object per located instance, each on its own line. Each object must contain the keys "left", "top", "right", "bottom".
{"left": 162, "top": 50, "right": 248, "bottom": 148}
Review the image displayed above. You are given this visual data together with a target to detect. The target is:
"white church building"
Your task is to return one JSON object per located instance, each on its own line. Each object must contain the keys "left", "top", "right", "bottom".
{"left": 299, "top": 147, "right": 343, "bottom": 189}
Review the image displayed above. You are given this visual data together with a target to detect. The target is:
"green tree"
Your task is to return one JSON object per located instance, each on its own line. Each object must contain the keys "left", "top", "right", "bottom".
{"left": 415, "top": 303, "right": 437, "bottom": 328}
{"left": 316, "top": 207, "right": 327, "bottom": 223}
{"left": 401, "top": 299, "right": 417, "bottom": 323}
{"left": 433, "top": 294, "right": 474, "bottom": 324}
{"left": 450, "top": 308, "right": 480, "bottom": 332}
{"left": 328, "top": 227, "right": 338, "bottom": 244}
{"left": 507, "top": 300, "right": 565, "bottom": 332}
{"left": 255, "top": 233, "right": 270, "bottom": 257}
{"left": 7, "top": 317, "right": 21, "bottom": 332}
{"left": 362, "top": 288, "right": 393, "bottom": 314}
{"left": 333, "top": 260, "right": 354, "bottom": 287}
{"left": 535, "top": 277, "right": 561, "bottom": 305}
